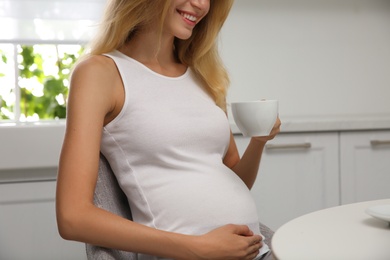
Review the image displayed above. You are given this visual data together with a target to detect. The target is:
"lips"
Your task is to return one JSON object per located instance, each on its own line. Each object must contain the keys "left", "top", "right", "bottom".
{"left": 178, "top": 10, "right": 197, "bottom": 23}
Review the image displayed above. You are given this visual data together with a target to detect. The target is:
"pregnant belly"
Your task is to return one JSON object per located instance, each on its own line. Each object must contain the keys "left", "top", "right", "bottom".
{"left": 130, "top": 164, "right": 260, "bottom": 236}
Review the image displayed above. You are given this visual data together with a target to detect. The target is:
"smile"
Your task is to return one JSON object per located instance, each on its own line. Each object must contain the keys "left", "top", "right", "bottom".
{"left": 179, "top": 11, "right": 197, "bottom": 22}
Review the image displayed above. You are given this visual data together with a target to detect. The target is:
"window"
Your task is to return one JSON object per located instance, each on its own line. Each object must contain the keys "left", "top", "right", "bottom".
{"left": 0, "top": 43, "right": 83, "bottom": 121}
{"left": 0, "top": 0, "right": 105, "bottom": 122}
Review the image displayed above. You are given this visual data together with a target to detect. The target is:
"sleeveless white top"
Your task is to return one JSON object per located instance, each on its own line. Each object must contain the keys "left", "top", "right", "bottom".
{"left": 101, "top": 50, "right": 269, "bottom": 259}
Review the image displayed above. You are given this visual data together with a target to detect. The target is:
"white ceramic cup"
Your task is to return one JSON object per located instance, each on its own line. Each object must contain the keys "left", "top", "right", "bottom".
{"left": 231, "top": 100, "right": 278, "bottom": 137}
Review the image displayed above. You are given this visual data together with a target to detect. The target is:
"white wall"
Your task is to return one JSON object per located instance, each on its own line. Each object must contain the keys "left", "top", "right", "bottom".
{"left": 221, "top": 0, "right": 390, "bottom": 118}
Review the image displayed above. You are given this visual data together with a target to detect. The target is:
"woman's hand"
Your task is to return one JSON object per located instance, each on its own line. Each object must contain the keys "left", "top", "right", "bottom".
{"left": 252, "top": 116, "right": 281, "bottom": 143}
{"left": 190, "top": 224, "right": 263, "bottom": 260}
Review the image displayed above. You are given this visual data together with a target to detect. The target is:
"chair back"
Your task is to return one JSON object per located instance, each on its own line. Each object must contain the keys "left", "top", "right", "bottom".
{"left": 85, "top": 153, "right": 137, "bottom": 260}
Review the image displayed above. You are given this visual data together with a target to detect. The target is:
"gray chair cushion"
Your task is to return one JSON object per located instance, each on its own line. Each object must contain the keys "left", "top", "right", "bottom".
{"left": 86, "top": 154, "right": 136, "bottom": 260}
{"left": 86, "top": 153, "right": 274, "bottom": 259}
{"left": 260, "top": 222, "right": 274, "bottom": 250}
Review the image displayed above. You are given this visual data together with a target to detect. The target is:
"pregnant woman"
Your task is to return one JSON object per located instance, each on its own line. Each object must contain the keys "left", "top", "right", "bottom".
{"left": 55, "top": 0, "right": 281, "bottom": 259}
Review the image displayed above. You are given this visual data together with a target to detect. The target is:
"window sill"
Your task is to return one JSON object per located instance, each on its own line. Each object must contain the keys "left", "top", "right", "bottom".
{"left": 0, "top": 119, "right": 66, "bottom": 128}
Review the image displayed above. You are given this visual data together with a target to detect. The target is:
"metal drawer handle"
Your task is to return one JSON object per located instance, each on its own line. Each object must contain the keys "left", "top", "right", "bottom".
{"left": 370, "top": 140, "right": 390, "bottom": 146}
{"left": 265, "top": 142, "right": 312, "bottom": 150}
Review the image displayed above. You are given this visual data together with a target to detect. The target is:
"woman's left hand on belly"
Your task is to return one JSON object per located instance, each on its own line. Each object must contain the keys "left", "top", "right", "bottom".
{"left": 189, "top": 224, "right": 263, "bottom": 260}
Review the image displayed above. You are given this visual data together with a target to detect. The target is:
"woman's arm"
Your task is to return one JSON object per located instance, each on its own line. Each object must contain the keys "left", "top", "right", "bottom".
{"left": 224, "top": 118, "right": 281, "bottom": 189}
{"left": 56, "top": 55, "right": 262, "bottom": 260}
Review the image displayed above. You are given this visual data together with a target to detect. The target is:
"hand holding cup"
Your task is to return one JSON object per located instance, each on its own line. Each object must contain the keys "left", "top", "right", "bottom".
{"left": 231, "top": 100, "right": 280, "bottom": 140}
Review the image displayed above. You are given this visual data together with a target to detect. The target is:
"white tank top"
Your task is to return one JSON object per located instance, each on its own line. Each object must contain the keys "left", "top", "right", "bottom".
{"left": 101, "top": 50, "right": 269, "bottom": 259}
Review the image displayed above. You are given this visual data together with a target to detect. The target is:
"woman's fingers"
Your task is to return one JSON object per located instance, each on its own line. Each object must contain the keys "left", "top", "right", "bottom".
{"left": 246, "top": 242, "right": 262, "bottom": 260}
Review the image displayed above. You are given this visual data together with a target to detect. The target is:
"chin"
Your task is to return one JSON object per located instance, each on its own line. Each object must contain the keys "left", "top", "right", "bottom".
{"left": 176, "top": 35, "right": 192, "bottom": 40}
{"left": 175, "top": 31, "right": 193, "bottom": 40}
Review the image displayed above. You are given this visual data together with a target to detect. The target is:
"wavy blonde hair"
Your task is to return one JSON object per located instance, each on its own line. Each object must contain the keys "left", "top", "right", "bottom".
{"left": 86, "top": 0, "right": 234, "bottom": 111}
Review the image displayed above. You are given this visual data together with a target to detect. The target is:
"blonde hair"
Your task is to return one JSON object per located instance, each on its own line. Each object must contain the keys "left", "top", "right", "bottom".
{"left": 176, "top": 0, "right": 234, "bottom": 111}
{"left": 86, "top": 0, "right": 234, "bottom": 111}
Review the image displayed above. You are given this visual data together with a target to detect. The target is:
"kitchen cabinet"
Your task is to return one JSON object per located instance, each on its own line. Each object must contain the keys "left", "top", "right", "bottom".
{"left": 235, "top": 130, "right": 390, "bottom": 231}
{"left": 234, "top": 132, "right": 340, "bottom": 231}
{"left": 0, "top": 181, "right": 86, "bottom": 260}
{"left": 340, "top": 130, "right": 390, "bottom": 204}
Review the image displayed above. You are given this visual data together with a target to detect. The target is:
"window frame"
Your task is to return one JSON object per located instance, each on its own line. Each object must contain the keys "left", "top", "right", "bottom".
{"left": 0, "top": 39, "right": 86, "bottom": 123}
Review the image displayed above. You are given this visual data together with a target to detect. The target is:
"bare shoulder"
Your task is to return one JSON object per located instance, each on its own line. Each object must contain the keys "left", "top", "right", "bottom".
{"left": 72, "top": 54, "right": 118, "bottom": 81}
{"left": 70, "top": 54, "right": 121, "bottom": 100}
{"left": 77, "top": 54, "right": 115, "bottom": 69}
{"left": 68, "top": 54, "right": 123, "bottom": 124}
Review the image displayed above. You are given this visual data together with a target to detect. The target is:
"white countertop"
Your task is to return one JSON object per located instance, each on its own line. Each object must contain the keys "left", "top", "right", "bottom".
{"left": 230, "top": 114, "right": 390, "bottom": 134}
{"left": 2, "top": 114, "right": 390, "bottom": 133}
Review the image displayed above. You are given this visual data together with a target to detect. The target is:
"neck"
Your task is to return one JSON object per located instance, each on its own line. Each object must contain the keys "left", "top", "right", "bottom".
{"left": 120, "top": 30, "right": 176, "bottom": 66}
{"left": 118, "top": 30, "right": 186, "bottom": 77}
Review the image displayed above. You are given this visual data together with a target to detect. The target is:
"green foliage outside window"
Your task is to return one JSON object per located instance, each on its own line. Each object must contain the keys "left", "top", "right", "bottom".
{"left": 0, "top": 44, "right": 83, "bottom": 121}
{"left": 0, "top": 49, "right": 9, "bottom": 119}
{"left": 0, "top": 51, "right": 6, "bottom": 77}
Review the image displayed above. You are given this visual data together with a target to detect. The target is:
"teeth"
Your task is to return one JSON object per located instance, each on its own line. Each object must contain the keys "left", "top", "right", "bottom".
{"left": 181, "top": 12, "right": 197, "bottom": 22}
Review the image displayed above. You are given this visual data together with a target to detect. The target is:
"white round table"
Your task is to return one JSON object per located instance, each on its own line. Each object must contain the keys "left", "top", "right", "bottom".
{"left": 272, "top": 199, "right": 390, "bottom": 260}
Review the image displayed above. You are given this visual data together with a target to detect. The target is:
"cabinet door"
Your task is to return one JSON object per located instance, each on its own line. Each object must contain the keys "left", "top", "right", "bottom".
{"left": 0, "top": 181, "right": 87, "bottom": 260}
{"left": 234, "top": 132, "right": 340, "bottom": 230}
{"left": 340, "top": 130, "right": 390, "bottom": 204}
